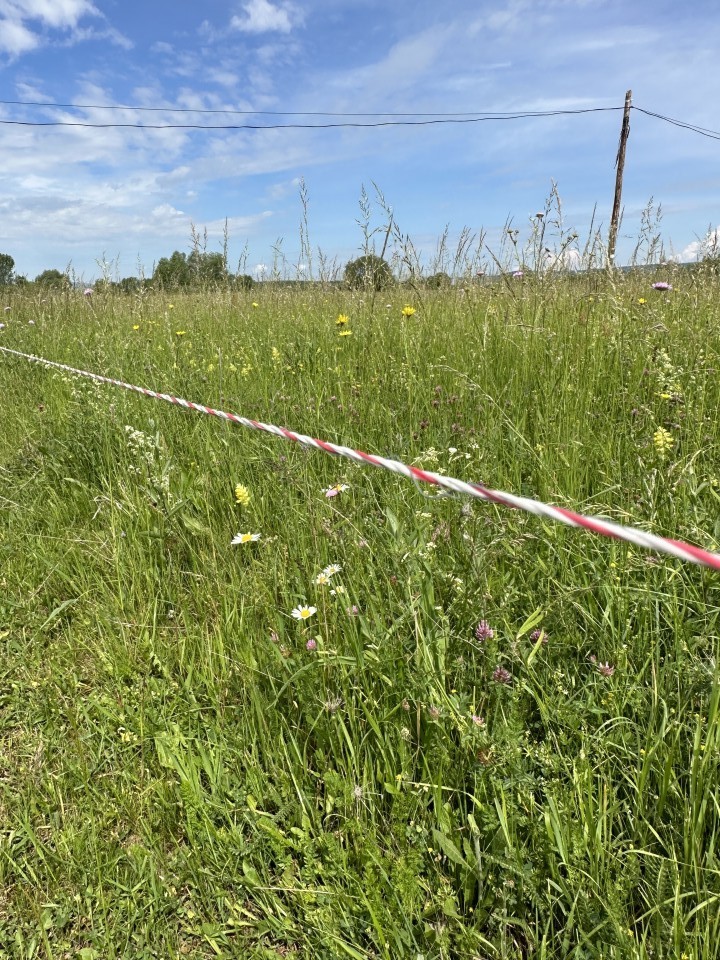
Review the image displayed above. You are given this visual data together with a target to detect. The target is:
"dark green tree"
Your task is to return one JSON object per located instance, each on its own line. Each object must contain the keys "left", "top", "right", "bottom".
{"left": 118, "top": 277, "right": 142, "bottom": 294}
{"left": 343, "top": 254, "right": 393, "bottom": 290}
{"left": 34, "top": 269, "right": 68, "bottom": 288}
{"left": 188, "top": 250, "right": 227, "bottom": 285}
{"left": 426, "top": 271, "right": 452, "bottom": 289}
{"left": 153, "top": 250, "right": 229, "bottom": 287}
{"left": 0, "top": 253, "right": 15, "bottom": 286}
{"left": 153, "top": 251, "right": 191, "bottom": 288}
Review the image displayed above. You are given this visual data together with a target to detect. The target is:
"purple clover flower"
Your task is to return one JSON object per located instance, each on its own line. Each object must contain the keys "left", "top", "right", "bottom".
{"left": 652, "top": 282, "right": 672, "bottom": 291}
{"left": 475, "top": 620, "right": 494, "bottom": 642}
{"left": 492, "top": 666, "right": 512, "bottom": 685}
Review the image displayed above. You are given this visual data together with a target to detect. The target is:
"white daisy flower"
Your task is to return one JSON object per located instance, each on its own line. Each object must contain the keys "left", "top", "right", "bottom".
{"left": 292, "top": 605, "right": 317, "bottom": 621}
{"left": 322, "top": 563, "right": 342, "bottom": 578}
{"left": 231, "top": 532, "right": 261, "bottom": 545}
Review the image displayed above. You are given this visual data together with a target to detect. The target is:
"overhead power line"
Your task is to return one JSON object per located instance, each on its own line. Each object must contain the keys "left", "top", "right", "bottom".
{"left": 0, "top": 107, "right": 622, "bottom": 130}
{"left": 0, "top": 96, "right": 621, "bottom": 119}
{"left": 0, "top": 98, "right": 718, "bottom": 141}
{"left": 632, "top": 106, "right": 720, "bottom": 142}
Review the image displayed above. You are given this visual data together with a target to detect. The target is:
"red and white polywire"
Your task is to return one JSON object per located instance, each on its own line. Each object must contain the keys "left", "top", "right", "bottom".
{"left": 2, "top": 343, "right": 720, "bottom": 572}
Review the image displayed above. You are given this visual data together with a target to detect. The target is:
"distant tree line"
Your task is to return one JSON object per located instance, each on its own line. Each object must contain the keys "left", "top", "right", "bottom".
{"left": 16, "top": 248, "right": 714, "bottom": 291}
{"left": 0, "top": 247, "right": 470, "bottom": 292}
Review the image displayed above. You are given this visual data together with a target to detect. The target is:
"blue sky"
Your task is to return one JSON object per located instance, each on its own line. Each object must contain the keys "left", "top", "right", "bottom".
{"left": 0, "top": 0, "right": 718, "bottom": 281}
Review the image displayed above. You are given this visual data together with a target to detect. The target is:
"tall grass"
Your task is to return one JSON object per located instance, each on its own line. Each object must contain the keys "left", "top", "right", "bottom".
{"left": 0, "top": 263, "right": 719, "bottom": 958}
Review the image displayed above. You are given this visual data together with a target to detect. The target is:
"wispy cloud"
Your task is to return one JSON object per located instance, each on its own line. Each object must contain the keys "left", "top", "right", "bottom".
{"left": 0, "top": 0, "right": 131, "bottom": 59}
{"left": 0, "top": 17, "right": 38, "bottom": 56}
{"left": 230, "top": 0, "right": 302, "bottom": 34}
{"left": 0, "top": 0, "right": 99, "bottom": 30}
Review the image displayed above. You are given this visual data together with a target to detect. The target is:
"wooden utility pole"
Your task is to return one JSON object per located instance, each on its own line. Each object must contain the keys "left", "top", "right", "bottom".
{"left": 608, "top": 89, "right": 632, "bottom": 266}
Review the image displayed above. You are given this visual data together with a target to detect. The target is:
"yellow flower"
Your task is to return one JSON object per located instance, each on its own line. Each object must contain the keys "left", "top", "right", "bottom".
{"left": 234, "top": 483, "right": 251, "bottom": 506}
{"left": 168, "top": 303, "right": 175, "bottom": 309}
{"left": 338, "top": 329, "right": 353, "bottom": 337}
{"left": 653, "top": 426, "right": 674, "bottom": 457}
{"left": 175, "top": 330, "right": 186, "bottom": 336}
{"left": 252, "top": 302, "right": 259, "bottom": 308}
{"left": 401, "top": 305, "right": 416, "bottom": 317}
{"left": 336, "top": 314, "right": 350, "bottom": 325}
{"left": 638, "top": 297, "right": 647, "bottom": 304}
{"left": 132, "top": 324, "right": 140, "bottom": 330}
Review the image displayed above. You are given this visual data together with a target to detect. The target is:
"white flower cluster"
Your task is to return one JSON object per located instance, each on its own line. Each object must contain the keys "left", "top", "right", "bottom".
{"left": 124, "top": 425, "right": 172, "bottom": 500}
{"left": 124, "top": 425, "right": 158, "bottom": 475}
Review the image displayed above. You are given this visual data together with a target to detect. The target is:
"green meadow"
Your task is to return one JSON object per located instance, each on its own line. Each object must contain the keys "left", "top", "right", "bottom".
{"left": 1, "top": 268, "right": 719, "bottom": 958}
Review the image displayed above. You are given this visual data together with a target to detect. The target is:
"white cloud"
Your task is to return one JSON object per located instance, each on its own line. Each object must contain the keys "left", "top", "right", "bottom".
{"left": 0, "top": 0, "right": 101, "bottom": 58}
{"left": 321, "top": 23, "right": 454, "bottom": 109}
{"left": 676, "top": 226, "right": 720, "bottom": 263}
{"left": 230, "top": 0, "right": 300, "bottom": 34}
{"left": 268, "top": 176, "right": 302, "bottom": 199}
{"left": 64, "top": 24, "right": 133, "bottom": 50}
{"left": 0, "top": 0, "right": 98, "bottom": 29}
{"left": 0, "top": 17, "right": 38, "bottom": 55}
{"left": 206, "top": 67, "right": 240, "bottom": 88}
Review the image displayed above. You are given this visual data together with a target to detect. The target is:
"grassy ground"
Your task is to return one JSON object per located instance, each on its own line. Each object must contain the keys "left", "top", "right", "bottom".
{"left": 0, "top": 271, "right": 719, "bottom": 958}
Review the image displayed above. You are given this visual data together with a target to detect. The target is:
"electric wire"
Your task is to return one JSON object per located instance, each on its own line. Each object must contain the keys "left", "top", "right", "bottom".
{"left": 0, "top": 98, "right": 717, "bottom": 143}
{"left": 632, "top": 106, "right": 720, "bottom": 142}
{"left": 0, "top": 106, "right": 621, "bottom": 130}
{"left": 0, "top": 96, "right": 621, "bottom": 119}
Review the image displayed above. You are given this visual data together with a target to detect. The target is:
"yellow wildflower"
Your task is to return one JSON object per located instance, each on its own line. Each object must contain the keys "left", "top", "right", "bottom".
{"left": 175, "top": 330, "right": 186, "bottom": 336}
{"left": 638, "top": 298, "right": 647, "bottom": 304}
{"left": 234, "top": 484, "right": 251, "bottom": 507}
{"left": 132, "top": 324, "right": 140, "bottom": 330}
{"left": 252, "top": 302, "right": 259, "bottom": 308}
{"left": 401, "top": 305, "right": 416, "bottom": 317}
{"left": 336, "top": 314, "right": 350, "bottom": 325}
{"left": 338, "top": 329, "right": 353, "bottom": 337}
{"left": 653, "top": 427, "right": 674, "bottom": 457}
